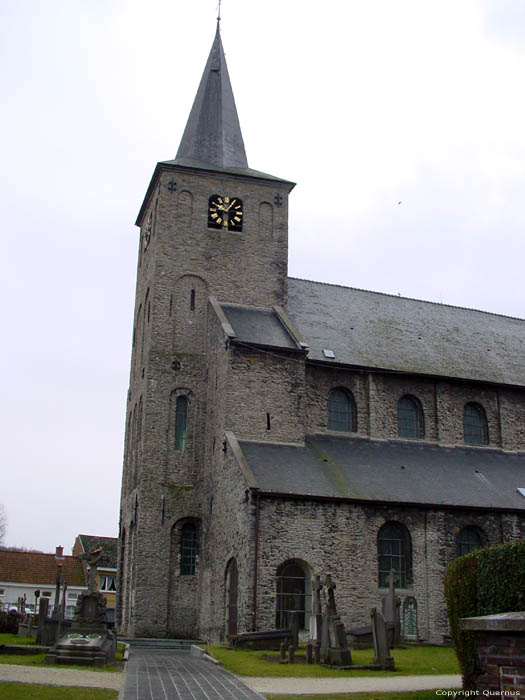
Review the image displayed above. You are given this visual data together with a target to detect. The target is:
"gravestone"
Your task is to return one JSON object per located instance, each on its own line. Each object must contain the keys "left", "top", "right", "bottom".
{"left": 288, "top": 610, "right": 299, "bottom": 649}
{"left": 319, "top": 575, "right": 352, "bottom": 666}
{"left": 46, "top": 547, "right": 115, "bottom": 666}
{"left": 309, "top": 574, "right": 323, "bottom": 660}
{"left": 371, "top": 607, "right": 395, "bottom": 669}
{"left": 403, "top": 596, "right": 418, "bottom": 640}
{"left": 382, "top": 569, "right": 401, "bottom": 644}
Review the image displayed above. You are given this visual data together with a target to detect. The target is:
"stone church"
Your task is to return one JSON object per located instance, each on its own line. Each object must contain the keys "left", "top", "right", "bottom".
{"left": 117, "top": 23, "right": 525, "bottom": 643}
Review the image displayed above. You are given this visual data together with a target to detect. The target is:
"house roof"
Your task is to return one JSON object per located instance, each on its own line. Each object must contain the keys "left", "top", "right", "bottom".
{"left": 287, "top": 278, "right": 525, "bottom": 387}
{"left": 76, "top": 535, "right": 118, "bottom": 569}
{"left": 0, "top": 550, "right": 85, "bottom": 587}
{"left": 239, "top": 435, "right": 525, "bottom": 511}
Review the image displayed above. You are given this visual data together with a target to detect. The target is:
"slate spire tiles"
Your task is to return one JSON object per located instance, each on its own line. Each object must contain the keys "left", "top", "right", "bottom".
{"left": 175, "top": 22, "right": 249, "bottom": 170}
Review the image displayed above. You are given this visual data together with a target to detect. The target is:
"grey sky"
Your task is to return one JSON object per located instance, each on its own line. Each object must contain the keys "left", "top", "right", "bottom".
{"left": 2, "top": 0, "right": 524, "bottom": 553}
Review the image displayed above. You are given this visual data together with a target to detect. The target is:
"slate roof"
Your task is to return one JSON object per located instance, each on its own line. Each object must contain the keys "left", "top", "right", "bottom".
{"left": 287, "top": 278, "right": 525, "bottom": 387}
{"left": 76, "top": 534, "right": 118, "bottom": 569}
{"left": 0, "top": 550, "right": 85, "bottom": 586}
{"left": 220, "top": 304, "right": 302, "bottom": 350}
{"left": 175, "top": 23, "right": 248, "bottom": 171}
{"left": 239, "top": 435, "right": 525, "bottom": 510}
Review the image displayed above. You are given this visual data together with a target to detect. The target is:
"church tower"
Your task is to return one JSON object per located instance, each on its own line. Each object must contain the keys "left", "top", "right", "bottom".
{"left": 117, "top": 22, "right": 294, "bottom": 637}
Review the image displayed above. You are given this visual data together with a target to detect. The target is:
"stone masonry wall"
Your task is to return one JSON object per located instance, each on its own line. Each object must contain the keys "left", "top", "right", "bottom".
{"left": 305, "top": 365, "right": 525, "bottom": 450}
{"left": 226, "top": 345, "right": 306, "bottom": 444}
{"left": 198, "top": 444, "right": 257, "bottom": 641}
{"left": 252, "top": 498, "right": 511, "bottom": 644}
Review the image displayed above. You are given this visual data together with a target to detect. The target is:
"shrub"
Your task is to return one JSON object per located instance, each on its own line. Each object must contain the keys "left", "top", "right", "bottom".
{"left": 444, "top": 540, "right": 525, "bottom": 690}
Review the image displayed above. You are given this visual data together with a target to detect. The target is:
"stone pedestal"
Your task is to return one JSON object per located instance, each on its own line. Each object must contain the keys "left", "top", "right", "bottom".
{"left": 46, "top": 592, "right": 115, "bottom": 666}
{"left": 460, "top": 611, "right": 525, "bottom": 696}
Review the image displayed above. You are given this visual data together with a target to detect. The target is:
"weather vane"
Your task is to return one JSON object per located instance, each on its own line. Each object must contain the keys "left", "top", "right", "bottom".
{"left": 217, "top": 0, "right": 222, "bottom": 23}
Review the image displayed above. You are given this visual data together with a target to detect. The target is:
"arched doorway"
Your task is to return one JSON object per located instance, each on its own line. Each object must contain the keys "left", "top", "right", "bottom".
{"left": 225, "top": 558, "right": 238, "bottom": 638}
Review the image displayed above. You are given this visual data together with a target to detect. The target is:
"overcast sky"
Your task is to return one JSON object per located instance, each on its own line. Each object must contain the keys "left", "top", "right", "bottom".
{"left": 2, "top": 0, "right": 524, "bottom": 553}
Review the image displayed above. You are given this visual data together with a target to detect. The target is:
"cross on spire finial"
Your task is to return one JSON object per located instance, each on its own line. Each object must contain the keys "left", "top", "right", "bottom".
{"left": 217, "top": 0, "right": 222, "bottom": 24}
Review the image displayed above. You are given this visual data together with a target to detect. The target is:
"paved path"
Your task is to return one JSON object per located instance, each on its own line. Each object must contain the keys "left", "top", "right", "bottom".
{"left": 0, "top": 651, "right": 462, "bottom": 698}
{"left": 0, "top": 662, "right": 124, "bottom": 690}
{"left": 121, "top": 649, "right": 266, "bottom": 699}
{"left": 243, "top": 673, "right": 462, "bottom": 695}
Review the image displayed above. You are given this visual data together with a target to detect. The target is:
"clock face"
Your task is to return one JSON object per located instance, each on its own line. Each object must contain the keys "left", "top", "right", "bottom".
{"left": 208, "top": 195, "right": 243, "bottom": 232}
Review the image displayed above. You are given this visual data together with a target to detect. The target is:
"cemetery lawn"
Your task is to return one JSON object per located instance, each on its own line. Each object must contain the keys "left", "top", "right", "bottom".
{"left": 207, "top": 645, "right": 460, "bottom": 677}
{"left": 0, "top": 633, "right": 38, "bottom": 645}
{"left": 265, "top": 692, "right": 457, "bottom": 700}
{"left": 0, "top": 683, "right": 118, "bottom": 699}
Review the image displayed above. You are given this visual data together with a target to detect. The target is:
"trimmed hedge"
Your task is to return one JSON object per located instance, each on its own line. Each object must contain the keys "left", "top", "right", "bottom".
{"left": 444, "top": 540, "right": 525, "bottom": 690}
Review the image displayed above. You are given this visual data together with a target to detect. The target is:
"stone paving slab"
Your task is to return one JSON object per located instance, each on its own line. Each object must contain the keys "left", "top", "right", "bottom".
{"left": 243, "top": 673, "right": 462, "bottom": 695}
{"left": 0, "top": 663, "right": 124, "bottom": 689}
{"left": 121, "top": 649, "right": 266, "bottom": 700}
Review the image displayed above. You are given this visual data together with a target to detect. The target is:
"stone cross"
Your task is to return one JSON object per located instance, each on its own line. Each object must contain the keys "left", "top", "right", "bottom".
{"left": 384, "top": 569, "right": 399, "bottom": 622}
{"left": 383, "top": 568, "right": 401, "bottom": 644}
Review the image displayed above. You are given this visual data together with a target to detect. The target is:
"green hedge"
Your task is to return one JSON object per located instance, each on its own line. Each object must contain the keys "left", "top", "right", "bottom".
{"left": 444, "top": 540, "right": 525, "bottom": 690}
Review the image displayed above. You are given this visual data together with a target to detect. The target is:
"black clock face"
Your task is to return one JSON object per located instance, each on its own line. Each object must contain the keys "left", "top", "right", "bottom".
{"left": 208, "top": 195, "right": 243, "bottom": 232}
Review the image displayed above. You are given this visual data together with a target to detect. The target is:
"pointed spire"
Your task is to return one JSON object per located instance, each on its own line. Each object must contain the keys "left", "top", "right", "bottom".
{"left": 175, "top": 24, "right": 249, "bottom": 170}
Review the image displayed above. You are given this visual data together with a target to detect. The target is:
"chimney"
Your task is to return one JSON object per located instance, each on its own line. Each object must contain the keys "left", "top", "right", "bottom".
{"left": 55, "top": 545, "right": 64, "bottom": 560}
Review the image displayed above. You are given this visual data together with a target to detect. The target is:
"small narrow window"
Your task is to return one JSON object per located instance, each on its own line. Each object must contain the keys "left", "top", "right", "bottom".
{"left": 190, "top": 289, "right": 195, "bottom": 311}
{"left": 147, "top": 301, "right": 151, "bottom": 323}
{"left": 464, "top": 403, "right": 488, "bottom": 445}
{"left": 266, "top": 412, "right": 271, "bottom": 430}
{"left": 175, "top": 395, "right": 188, "bottom": 452}
{"left": 180, "top": 523, "right": 198, "bottom": 575}
{"left": 169, "top": 295, "right": 173, "bottom": 317}
{"left": 397, "top": 396, "right": 423, "bottom": 439}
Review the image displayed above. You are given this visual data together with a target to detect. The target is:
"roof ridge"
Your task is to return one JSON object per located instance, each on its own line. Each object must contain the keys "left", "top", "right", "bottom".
{"left": 288, "top": 276, "right": 525, "bottom": 323}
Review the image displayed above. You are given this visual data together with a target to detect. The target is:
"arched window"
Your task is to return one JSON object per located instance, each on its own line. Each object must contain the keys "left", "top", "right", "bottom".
{"left": 463, "top": 403, "right": 488, "bottom": 445}
{"left": 276, "top": 560, "right": 312, "bottom": 630}
{"left": 397, "top": 396, "right": 423, "bottom": 439}
{"left": 328, "top": 388, "right": 356, "bottom": 432}
{"left": 456, "top": 527, "right": 483, "bottom": 557}
{"left": 175, "top": 395, "right": 188, "bottom": 452}
{"left": 377, "top": 522, "right": 412, "bottom": 588}
{"left": 180, "top": 523, "right": 198, "bottom": 575}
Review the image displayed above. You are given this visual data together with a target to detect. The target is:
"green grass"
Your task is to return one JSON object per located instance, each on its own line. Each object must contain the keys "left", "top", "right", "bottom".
{"left": 265, "top": 692, "right": 457, "bottom": 700}
{"left": 0, "top": 633, "right": 39, "bottom": 645}
{"left": 0, "top": 683, "right": 118, "bottom": 699}
{"left": 207, "top": 645, "right": 460, "bottom": 677}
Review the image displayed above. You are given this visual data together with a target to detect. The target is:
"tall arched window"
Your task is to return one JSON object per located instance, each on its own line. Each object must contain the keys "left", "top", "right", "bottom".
{"left": 180, "top": 523, "right": 198, "bottom": 575}
{"left": 276, "top": 560, "right": 312, "bottom": 630}
{"left": 328, "top": 388, "right": 356, "bottom": 432}
{"left": 377, "top": 522, "right": 412, "bottom": 588}
{"left": 463, "top": 403, "right": 488, "bottom": 445}
{"left": 397, "top": 396, "right": 423, "bottom": 439}
{"left": 175, "top": 395, "right": 188, "bottom": 452}
{"left": 456, "top": 526, "right": 483, "bottom": 557}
